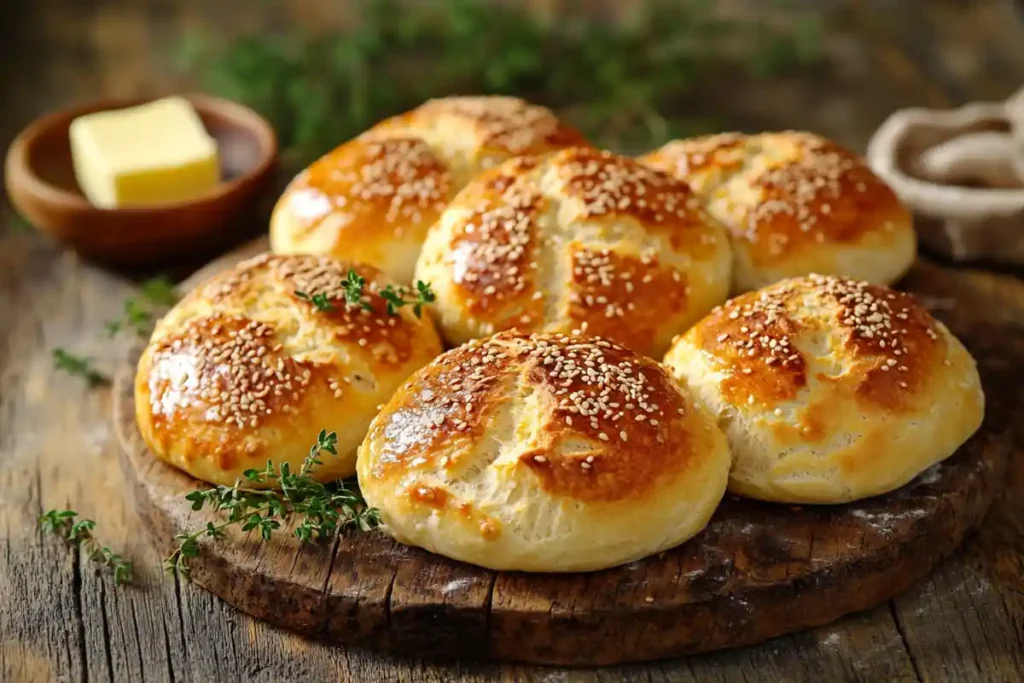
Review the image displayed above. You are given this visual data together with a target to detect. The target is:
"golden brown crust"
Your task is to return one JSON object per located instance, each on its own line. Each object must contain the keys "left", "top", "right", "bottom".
{"left": 639, "top": 132, "right": 916, "bottom": 291}
{"left": 445, "top": 161, "right": 547, "bottom": 325}
{"left": 737, "top": 133, "right": 910, "bottom": 266}
{"left": 688, "top": 290, "right": 808, "bottom": 408}
{"left": 637, "top": 132, "right": 747, "bottom": 194}
{"left": 416, "top": 148, "right": 733, "bottom": 357}
{"left": 135, "top": 253, "right": 443, "bottom": 486}
{"left": 688, "top": 274, "right": 942, "bottom": 411}
{"left": 363, "top": 335, "right": 507, "bottom": 480}
{"left": 277, "top": 136, "right": 452, "bottom": 239}
{"left": 364, "top": 332, "right": 701, "bottom": 504}
{"left": 358, "top": 331, "right": 731, "bottom": 571}
{"left": 553, "top": 148, "right": 710, "bottom": 237}
{"left": 515, "top": 336, "right": 696, "bottom": 503}
{"left": 565, "top": 246, "right": 689, "bottom": 352}
{"left": 377, "top": 95, "right": 589, "bottom": 160}
{"left": 664, "top": 274, "right": 982, "bottom": 504}
{"left": 271, "top": 97, "right": 588, "bottom": 283}
{"left": 143, "top": 313, "right": 322, "bottom": 473}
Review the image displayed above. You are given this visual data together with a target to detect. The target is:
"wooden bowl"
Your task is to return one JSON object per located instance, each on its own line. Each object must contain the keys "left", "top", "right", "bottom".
{"left": 4, "top": 94, "right": 277, "bottom": 268}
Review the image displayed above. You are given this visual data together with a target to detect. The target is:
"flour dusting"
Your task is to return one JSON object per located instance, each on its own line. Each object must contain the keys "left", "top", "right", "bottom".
{"left": 915, "top": 463, "right": 944, "bottom": 485}
{"left": 849, "top": 507, "right": 929, "bottom": 535}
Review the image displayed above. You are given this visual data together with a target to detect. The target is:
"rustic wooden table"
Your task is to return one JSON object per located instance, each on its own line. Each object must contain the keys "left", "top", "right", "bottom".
{"left": 2, "top": 1, "right": 1024, "bottom": 681}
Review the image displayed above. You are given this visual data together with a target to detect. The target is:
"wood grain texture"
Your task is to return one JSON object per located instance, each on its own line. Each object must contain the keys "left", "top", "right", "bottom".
{"left": 3, "top": 0, "right": 1024, "bottom": 680}
{"left": 111, "top": 247, "right": 1013, "bottom": 666}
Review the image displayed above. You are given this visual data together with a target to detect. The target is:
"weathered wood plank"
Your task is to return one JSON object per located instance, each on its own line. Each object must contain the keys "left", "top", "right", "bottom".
{"left": 0, "top": 240, "right": 93, "bottom": 683}
{"left": 886, "top": 268, "right": 1024, "bottom": 683}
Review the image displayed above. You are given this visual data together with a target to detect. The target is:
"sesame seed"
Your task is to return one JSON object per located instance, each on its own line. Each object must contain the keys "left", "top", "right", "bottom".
{"left": 152, "top": 314, "right": 311, "bottom": 429}
{"left": 453, "top": 182, "right": 541, "bottom": 303}
{"left": 421, "top": 96, "right": 565, "bottom": 154}
{"left": 710, "top": 273, "right": 934, "bottom": 379}
{"left": 439, "top": 332, "right": 678, "bottom": 463}
{"left": 746, "top": 134, "right": 878, "bottom": 243}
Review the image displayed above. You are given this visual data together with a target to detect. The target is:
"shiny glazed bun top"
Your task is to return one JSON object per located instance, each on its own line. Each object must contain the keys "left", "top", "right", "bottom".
{"left": 270, "top": 96, "right": 588, "bottom": 283}
{"left": 415, "top": 147, "right": 732, "bottom": 358}
{"left": 663, "top": 274, "right": 983, "bottom": 504}
{"left": 357, "top": 330, "right": 731, "bottom": 572}
{"left": 134, "top": 253, "right": 443, "bottom": 487}
{"left": 640, "top": 132, "right": 916, "bottom": 292}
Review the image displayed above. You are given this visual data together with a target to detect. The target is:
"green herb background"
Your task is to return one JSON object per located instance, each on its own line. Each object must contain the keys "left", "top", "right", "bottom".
{"left": 177, "top": 0, "right": 821, "bottom": 174}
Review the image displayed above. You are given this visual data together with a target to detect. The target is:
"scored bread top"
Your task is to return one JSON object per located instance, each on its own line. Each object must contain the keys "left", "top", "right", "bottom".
{"left": 135, "top": 253, "right": 443, "bottom": 486}
{"left": 374, "top": 95, "right": 588, "bottom": 169}
{"left": 415, "top": 147, "right": 732, "bottom": 357}
{"left": 663, "top": 274, "right": 984, "bottom": 504}
{"left": 365, "top": 331, "right": 698, "bottom": 502}
{"left": 684, "top": 273, "right": 944, "bottom": 412}
{"left": 358, "top": 330, "right": 731, "bottom": 571}
{"left": 640, "top": 132, "right": 916, "bottom": 292}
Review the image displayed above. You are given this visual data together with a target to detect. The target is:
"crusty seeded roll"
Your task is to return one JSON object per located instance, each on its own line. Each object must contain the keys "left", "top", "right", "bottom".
{"left": 662, "top": 274, "right": 983, "bottom": 504}
{"left": 134, "top": 253, "right": 443, "bottom": 486}
{"left": 414, "top": 147, "right": 732, "bottom": 358}
{"left": 357, "top": 331, "right": 731, "bottom": 572}
{"left": 270, "top": 96, "right": 588, "bottom": 283}
{"left": 639, "top": 132, "right": 916, "bottom": 293}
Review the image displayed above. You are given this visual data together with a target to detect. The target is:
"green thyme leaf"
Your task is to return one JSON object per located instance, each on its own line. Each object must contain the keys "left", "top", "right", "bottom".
{"left": 40, "top": 510, "right": 132, "bottom": 586}
{"left": 165, "top": 429, "right": 380, "bottom": 580}
{"left": 52, "top": 349, "right": 109, "bottom": 387}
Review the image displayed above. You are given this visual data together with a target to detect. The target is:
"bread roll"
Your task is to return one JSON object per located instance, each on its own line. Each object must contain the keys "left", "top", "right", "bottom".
{"left": 357, "top": 331, "right": 731, "bottom": 572}
{"left": 270, "top": 96, "right": 588, "bottom": 283}
{"left": 662, "top": 274, "right": 983, "bottom": 504}
{"left": 135, "top": 253, "right": 443, "bottom": 486}
{"left": 640, "top": 132, "right": 916, "bottom": 293}
{"left": 414, "top": 147, "right": 732, "bottom": 358}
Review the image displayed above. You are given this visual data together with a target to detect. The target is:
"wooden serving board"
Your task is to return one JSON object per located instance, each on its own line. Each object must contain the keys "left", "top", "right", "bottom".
{"left": 112, "top": 239, "right": 1013, "bottom": 666}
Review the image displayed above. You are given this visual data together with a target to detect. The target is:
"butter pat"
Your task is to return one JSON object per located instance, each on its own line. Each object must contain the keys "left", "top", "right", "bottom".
{"left": 69, "top": 97, "right": 220, "bottom": 208}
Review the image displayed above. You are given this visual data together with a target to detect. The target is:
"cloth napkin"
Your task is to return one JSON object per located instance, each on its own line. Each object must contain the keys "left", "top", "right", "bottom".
{"left": 867, "top": 86, "right": 1024, "bottom": 264}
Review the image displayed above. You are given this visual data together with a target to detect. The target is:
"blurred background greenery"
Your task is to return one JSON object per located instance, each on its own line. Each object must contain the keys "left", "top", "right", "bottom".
{"left": 175, "top": 0, "right": 821, "bottom": 169}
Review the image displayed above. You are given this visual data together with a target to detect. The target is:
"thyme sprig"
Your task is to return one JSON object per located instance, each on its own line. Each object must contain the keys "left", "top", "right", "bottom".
{"left": 54, "top": 277, "right": 178, "bottom": 384}
{"left": 295, "top": 290, "right": 334, "bottom": 312}
{"left": 297, "top": 273, "right": 435, "bottom": 318}
{"left": 40, "top": 510, "right": 133, "bottom": 585}
{"left": 105, "top": 276, "right": 179, "bottom": 338}
{"left": 178, "top": 0, "right": 820, "bottom": 168}
{"left": 340, "top": 269, "right": 373, "bottom": 312}
{"left": 52, "top": 349, "right": 109, "bottom": 387}
{"left": 165, "top": 430, "right": 380, "bottom": 580}
{"left": 7, "top": 211, "right": 32, "bottom": 235}
{"left": 380, "top": 281, "right": 436, "bottom": 318}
